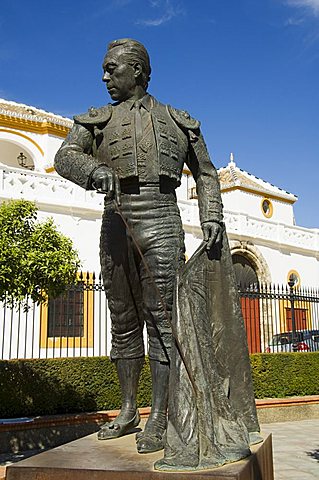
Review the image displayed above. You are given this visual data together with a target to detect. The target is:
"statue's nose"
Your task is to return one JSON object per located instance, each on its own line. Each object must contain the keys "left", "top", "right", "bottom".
{"left": 103, "top": 71, "right": 110, "bottom": 82}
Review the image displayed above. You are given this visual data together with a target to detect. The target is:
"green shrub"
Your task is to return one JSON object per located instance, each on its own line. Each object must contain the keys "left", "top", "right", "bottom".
{"left": 0, "top": 357, "right": 151, "bottom": 418}
{"left": 0, "top": 353, "right": 317, "bottom": 418}
{"left": 250, "top": 352, "right": 319, "bottom": 398}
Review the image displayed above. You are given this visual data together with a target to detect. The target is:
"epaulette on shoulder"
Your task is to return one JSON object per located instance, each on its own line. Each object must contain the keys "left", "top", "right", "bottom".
{"left": 74, "top": 105, "right": 112, "bottom": 125}
{"left": 167, "top": 105, "right": 200, "bottom": 130}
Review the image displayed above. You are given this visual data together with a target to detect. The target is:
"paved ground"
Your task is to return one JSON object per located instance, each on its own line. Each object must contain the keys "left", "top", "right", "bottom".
{"left": 0, "top": 449, "right": 46, "bottom": 466}
{"left": 1, "top": 419, "right": 318, "bottom": 478}
{"left": 262, "top": 419, "right": 319, "bottom": 479}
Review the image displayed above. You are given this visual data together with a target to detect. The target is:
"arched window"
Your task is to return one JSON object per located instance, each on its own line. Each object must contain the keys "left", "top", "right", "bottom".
{"left": 0, "top": 140, "right": 35, "bottom": 170}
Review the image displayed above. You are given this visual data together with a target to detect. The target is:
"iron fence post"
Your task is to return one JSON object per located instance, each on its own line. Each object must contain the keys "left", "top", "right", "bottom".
{"left": 288, "top": 280, "right": 298, "bottom": 352}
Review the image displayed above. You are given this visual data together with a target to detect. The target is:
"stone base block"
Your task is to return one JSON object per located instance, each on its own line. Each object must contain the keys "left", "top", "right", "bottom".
{"left": 6, "top": 429, "right": 274, "bottom": 480}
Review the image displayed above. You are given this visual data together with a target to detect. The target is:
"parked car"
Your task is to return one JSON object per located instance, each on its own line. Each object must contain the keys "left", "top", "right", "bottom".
{"left": 266, "top": 329, "right": 319, "bottom": 353}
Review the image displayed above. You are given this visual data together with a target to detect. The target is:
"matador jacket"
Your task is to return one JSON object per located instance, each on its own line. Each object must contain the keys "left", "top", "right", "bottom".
{"left": 54, "top": 94, "right": 223, "bottom": 226}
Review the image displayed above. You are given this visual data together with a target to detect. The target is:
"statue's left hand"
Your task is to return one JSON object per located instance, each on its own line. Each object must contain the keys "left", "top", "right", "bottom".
{"left": 202, "top": 221, "right": 222, "bottom": 250}
{"left": 91, "top": 165, "right": 121, "bottom": 205}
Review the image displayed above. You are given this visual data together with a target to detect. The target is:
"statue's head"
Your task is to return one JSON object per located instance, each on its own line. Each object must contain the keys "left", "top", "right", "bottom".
{"left": 102, "top": 38, "right": 151, "bottom": 101}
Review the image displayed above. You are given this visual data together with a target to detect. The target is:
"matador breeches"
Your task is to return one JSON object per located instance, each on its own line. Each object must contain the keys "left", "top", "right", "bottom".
{"left": 100, "top": 185, "right": 185, "bottom": 363}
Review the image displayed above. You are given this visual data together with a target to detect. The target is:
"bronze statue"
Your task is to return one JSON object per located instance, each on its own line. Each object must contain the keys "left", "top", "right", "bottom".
{"left": 54, "top": 38, "right": 261, "bottom": 468}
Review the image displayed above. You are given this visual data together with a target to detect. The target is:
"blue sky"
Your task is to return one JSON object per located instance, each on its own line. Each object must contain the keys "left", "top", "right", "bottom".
{"left": 1, "top": 0, "right": 318, "bottom": 228}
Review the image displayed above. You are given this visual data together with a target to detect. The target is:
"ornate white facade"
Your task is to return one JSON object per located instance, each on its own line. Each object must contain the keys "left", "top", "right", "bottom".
{"left": 0, "top": 99, "right": 319, "bottom": 360}
{"left": 1, "top": 98, "right": 318, "bottom": 288}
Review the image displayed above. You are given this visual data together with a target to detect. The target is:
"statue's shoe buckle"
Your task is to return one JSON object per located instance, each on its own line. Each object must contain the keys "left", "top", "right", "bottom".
{"left": 136, "top": 429, "right": 166, "bottom": 453}
{"left": 97, "top": 410, "right": 140, "bottom": 440}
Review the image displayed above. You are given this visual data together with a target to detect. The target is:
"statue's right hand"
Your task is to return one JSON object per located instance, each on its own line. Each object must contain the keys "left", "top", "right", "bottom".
{"left": 91, "top": 166, "right": 121, "bottom": 205}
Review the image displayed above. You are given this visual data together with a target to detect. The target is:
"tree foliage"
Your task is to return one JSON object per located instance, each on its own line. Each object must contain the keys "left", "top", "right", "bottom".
{"left": 0, "top": 199, "right": 81, "bottom": 308}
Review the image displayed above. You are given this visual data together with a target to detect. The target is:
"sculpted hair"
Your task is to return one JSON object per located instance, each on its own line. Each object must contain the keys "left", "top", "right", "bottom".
{"left": 107, "top": 38, "right": 151, "bottom": 90}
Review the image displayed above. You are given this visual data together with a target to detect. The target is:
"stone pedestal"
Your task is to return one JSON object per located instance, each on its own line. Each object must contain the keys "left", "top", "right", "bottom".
{"left": 6, "top": 430, "right": 274, "bottom": 480}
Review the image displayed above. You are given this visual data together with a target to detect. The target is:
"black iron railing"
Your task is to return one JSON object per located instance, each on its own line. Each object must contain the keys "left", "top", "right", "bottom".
{"left": 1, "top": 275, "right": 318, "bottom": 359}
{"left": 239, "top": 283, "right": 319, "bottom": 354}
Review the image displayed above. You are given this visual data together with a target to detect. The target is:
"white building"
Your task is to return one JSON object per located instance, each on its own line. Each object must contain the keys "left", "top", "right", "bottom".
{"left": 1, "top": 99, "right": 318, "bottom": 358}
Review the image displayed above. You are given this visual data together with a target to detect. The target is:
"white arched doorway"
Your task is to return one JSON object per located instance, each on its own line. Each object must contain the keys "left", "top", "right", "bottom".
{"left": 0, "top": 129, "right": 44, "bottom": 171}
{"left": 230, "top": 241, "right": 271, "bottom": 353}
{"left": 230, "top": 240, "right": 271, "bottom": 284}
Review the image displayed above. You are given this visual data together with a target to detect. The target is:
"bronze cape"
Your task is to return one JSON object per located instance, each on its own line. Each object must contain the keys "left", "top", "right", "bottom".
{"left": 155, "top": 233, "right": 259, "bottom": 471}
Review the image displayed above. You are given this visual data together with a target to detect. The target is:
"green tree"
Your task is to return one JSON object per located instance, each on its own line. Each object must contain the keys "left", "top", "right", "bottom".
{"left": 0, "top": 199, "right": 81, "bottom": 308}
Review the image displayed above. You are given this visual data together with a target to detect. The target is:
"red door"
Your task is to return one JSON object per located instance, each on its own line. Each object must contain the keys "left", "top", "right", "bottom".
{"left": 285, "top": 308, "right": 307, "bottom": 331}
{"left": 241, "top": 297, "right": 261, "bottom": 353}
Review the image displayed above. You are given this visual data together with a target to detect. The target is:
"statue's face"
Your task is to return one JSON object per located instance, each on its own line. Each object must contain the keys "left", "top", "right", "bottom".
{"left": 102, "top": 47, "right": 138, "bottom": 102}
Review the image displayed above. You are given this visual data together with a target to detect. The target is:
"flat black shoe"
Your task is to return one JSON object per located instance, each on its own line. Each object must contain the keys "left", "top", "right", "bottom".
{"left": 136, "top": 430, "right": 166, "bottom": 453}
{"left": 97, "top": 410, "right": 140, "bottom": 440}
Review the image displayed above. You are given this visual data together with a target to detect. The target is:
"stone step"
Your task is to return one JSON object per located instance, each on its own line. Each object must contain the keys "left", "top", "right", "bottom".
{"left": 5, "top": 431, "right": 273, "bottom": 480}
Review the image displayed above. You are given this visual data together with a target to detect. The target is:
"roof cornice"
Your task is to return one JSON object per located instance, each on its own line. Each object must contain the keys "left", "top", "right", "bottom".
{"left": 0, "top": 113, "right": 70, "bottom": 138}
{"left": 221, "top": 185, "right": 296, "bottom": 204}
{"left": 0, "top": 99, "right": 73, "bottom": 138}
